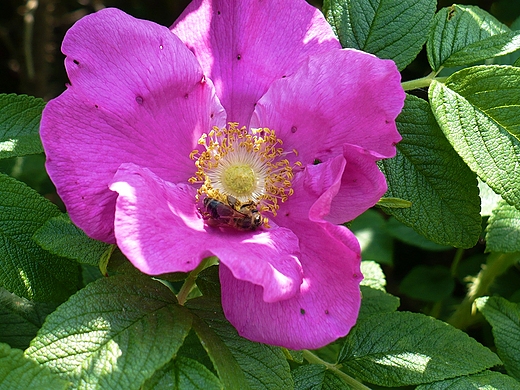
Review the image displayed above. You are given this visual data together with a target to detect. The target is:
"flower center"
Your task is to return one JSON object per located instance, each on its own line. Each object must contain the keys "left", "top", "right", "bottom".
{"left": 189, "top": 122, "right": 300, "bottom": 226}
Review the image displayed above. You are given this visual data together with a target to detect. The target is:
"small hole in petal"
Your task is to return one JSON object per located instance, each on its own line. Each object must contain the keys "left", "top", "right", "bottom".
{"left": 184, "top": 94, "right": 189, "bottom": 99}
{"left": 300, "top": 308, "right": 305, "bottom": 315}
{"left": 285, "top": 212, "right": 290, "bottom": 217}
{"left": 217, "top": 10, "right": 221, "bottom": 15}
{"left": 135, "top": 96, "right": 144, "bottom": 105}
{"left": 282, "top": 75, "right": 287, "bottom": 78}
{"left": 325, "top": 310, "right": 329, "bottom": 315}
{"left": 73, "top": 59, "right": 80, "bottom": 65}
{"left": 313, "top": 159, "right": 322, "bottom": 165}
{"left": 159, "top": 45, "right": 164, "bottom": 50}
{"left": 237, "top": 54, "right": 241, "bottom": 60}
{"left": 291, "top": 126, "right": 297, "bottom": 133}
{"left": 94, "top": 104, "right": 99, "bottom": 108}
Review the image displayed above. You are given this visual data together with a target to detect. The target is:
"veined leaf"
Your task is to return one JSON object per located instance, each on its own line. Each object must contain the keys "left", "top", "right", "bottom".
{"left": 0, "top": 343, "right": 69, "bottom": 390}
{"left": 25, "top": 275, "right": 191, "bottom": 390}
{"left": 429, "top": 65, "right": 520, "bottom": 211}
{"left": 0, "top": 173, "right": 79, "bottom": 302}
{"left": 0, "top": 94, "right": 44, "bottom": 159}
{"left": 477, "top": 296, "right": 520, "bottom": 381}
{"left": 416, "top": 371, "right": 520, "bottom": 390}
{"left": 188, "top": 297, "right": 293, "bottom": 390}
{"left": 323, "top": 0, "right": 436, "bottom": 70}
{"left": 292, "top": 364, "right": 351, "bottom": 390}
{"left": 379, "top": 94, "right": 481, "bottom": 248}
{"left": 33, "top": 213, "right": 113, "bottom": 267}
{"left": 427, "top": 5, "right": 509, "bottom": 71}
{"left": 486, "top": 200, "right": 520, "bottom": 253}
{"left": 338, "top": 312, "right": 501, "bottom": 386}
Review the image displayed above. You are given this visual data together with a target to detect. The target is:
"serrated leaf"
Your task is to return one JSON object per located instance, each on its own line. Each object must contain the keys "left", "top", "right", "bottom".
{"left": 416, "top": 370, "right": 520, "bottom": 390}
{"left": 360, "top": 261, "right": 387, "bottom": 291}
{"left": 142, "top": 356, "right": 221, "bottom": 390}
{"left": 25, "top": 274, "right": 192, "bottom": 390}
{"left": 486, "top": 200, "right": 520, "bottom": 253}
{"left": 444, "top": 31, "right": 520, "bottom": 68}
{"left": 379, "top": 94, "right": 481, "bottom": 248}
{"left": 323, "top": 0, "right": 435, "bottom": 70}
{"left": 292, "top": 364, "right": 351, "bottom": 390}
{"left": 429, "top": 65, "right": 520, "bottom": 211}
{"left": 0, "top": 343, "right": 69, "bottom": 390}
{"left": 476, "top": 296, "right": 520, "bottom": 381}
{"left": 0, "top": 288, "right": 57, "bottom": 350}
{"left": 188, "top": 297, "right": 293, "bottom": 390}
{"left": 350, "top": 210, "right": 393, "bottom": 265}
{"left": 0, "top": 173, "right": 79, "bottom": 301}
{"left": 0, "top": 94, "right": 45, "bottom": 159}
{"left": 358, "top": 286, "right": 399, "bottom": 322}
{"left": 427, "top": 5, "right": 509, "bottom": 71}
{"left": 400, "top": 265, "right": 454, "bottom": 302}
{"left": 33, "top": 213, "right": 113, "bottom": 266}
{"left": 338, "top": 312, "right": 501, "bottom": 386}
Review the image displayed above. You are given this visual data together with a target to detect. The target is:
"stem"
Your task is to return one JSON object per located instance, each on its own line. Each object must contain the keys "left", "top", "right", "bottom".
{"left": 177, "top": 257, "right": 215, "bottom": 305}
{"left": 448, "top": 252, "right": 520, "bottom": 329}
{"left": 23, "top": 0, "right": 38, "bottom": 80}
{"left": 401, "top": 70, "right": 448, "bottom": 92}
{"left": 302, "top": 350, "right": 372, "bottom": 390}
{"left": 450, "top": 248, "right": 465, "bottom": 277}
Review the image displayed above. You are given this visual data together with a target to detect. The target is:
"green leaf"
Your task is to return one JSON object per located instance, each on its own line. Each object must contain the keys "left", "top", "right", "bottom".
{"left": 0, "top": 343, "right": 69, "bottom": 390}
{"left": 33, "top": 213, "right": 113, "bottom": 266}
{"left": 188, "top": 297, "right": 293, "bottom": 390}
{"left": 416, "top": 370, "right": 520, "bottom": 390}
{"left": 429, "top": 65, "right": 520, "bottom": 211}
{"left": 25, "top": 274, "right": 192, "bottom": 390}
{"left": 358, "top": 286, "right": 400, "bottom": 322}
{"left": 0, "top": 288, "right": 57, "bottom": 350}
{"left": 142, "top": 356, "right": 222, "bottom": 390}
{"left": 338, "top": 312, "right": 501, "bottom": 386}
{"left": 292, "top": 364, "right": 351, "bottom": 390}
{"left": 360, "top": 261, "right": 387, "bottom": 291}
{"left": 476, "top": 296, "right": 520, "bottom": 381}
{"left": 350, "top": 210, "right": 393, "bottom": 265}
{"left": 323, "top": 0, "right": 436, "bottom": 70}
{"left": 399, "top": 265, "right": 454, "bottom": 302}
{"left": 0, "top": 173, "right": 80, "bottom": 302}
{"left": 486, "top": 200, "right": 520, "bottom": 253}
{"left": 427, "top": 5, "right": 509, "bottom": 71}
{"left": 479, "top": 179, "right": 502, "bottom": 217}
{"left": 385, "top": 217, "right": 452, "bottom": 251}
{"left": 379, "top": 94, "right": 481, "bottom": 248}
{"left": 0, "top": 94, "right": 45, "bottom": 159}
{"left": 444, "top": 31, "right": 520, "bottom": 68}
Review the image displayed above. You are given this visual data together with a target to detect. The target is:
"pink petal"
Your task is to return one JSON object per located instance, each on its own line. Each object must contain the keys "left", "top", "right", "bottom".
{"left": 171, "top": 0, "right": 340, "bottom": 126}
{"left": 110, "top": 164, "right": 303, "bottom": 301}
{"left": 41, "top": 8, "right": 225, "bottom": 242}
{"left": 251, "top": 48, "right": 405, "bottom": 164}
{"left": 221, "top": 221, "right": 362, "bottom": 350}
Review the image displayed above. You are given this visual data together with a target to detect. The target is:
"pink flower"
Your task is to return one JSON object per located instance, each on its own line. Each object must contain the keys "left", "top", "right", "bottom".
{"left": 40, "top": 0, "right": 404, "bottom": 349}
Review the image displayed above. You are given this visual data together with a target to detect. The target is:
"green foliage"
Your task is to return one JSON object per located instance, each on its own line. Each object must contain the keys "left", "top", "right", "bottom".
{"left": 416, "top": 371, "right": 520, "bottom": 390}
{"left": 338, "top": 312, "right": 501, "bottom": 387}
{"left": 349, "top": 210, "right": 393, "bottom": 265}
{"left": 399, "top": 265, "right": 454, "bottom": 302}
{"left": 486, "top": 200, "right": 520, "bottom": 252}
{"left": 427, "top": 5, "right": 510, "bottom": 71}
{"left": 0, "top": 173, "right": 79, "bottom": 302}
{"left": 34, "top": 213, "right": 114, "bottom": 267}
{"left": 323, "top": 0, "right": 436, "bottom": 70}
{"left": 477, "top": 296, "right": 520, "bottom": 381}
{"left": 380, "top": 94, "right": 481, "bottom": 248}
{"left": 0, "top": 94, "right": 45, "bottom": 159}
{"left": 292, "top": 364, "right": 351, "bottom": 390}
{"left": 429, "top": 65, "right": 520, "bottom": 211}
{"left": 25, "top": 274, "right": 192, "bottom": 389}
{"left": 0, "top": 343, "right": 69, "bottom": 390}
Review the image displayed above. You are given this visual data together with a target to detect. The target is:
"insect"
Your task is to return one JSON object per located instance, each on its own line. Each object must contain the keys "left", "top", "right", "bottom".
{"left": 203, "top": 196, "right": 263, "bottom": 231}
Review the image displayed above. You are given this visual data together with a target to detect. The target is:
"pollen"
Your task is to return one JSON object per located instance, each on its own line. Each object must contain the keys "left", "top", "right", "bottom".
{"left": 189, "top": 122, "right": 299, "bottom": 221}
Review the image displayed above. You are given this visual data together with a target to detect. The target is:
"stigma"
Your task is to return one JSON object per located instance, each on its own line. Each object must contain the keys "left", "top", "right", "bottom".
{"left": 189, "top": 123, "right": 301, "bottom": 227}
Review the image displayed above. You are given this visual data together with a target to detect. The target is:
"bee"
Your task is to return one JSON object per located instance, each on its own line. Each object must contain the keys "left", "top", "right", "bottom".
{"left": 203, "top": 196, "right": 263, "bottom": 231}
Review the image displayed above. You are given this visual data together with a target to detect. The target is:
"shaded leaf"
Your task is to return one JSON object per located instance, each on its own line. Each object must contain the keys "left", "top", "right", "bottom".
{"left": 477, "top": 296, "right": 520, "bottom": 381}
{"left": 0, "top": 94, "right": 44, "bottom": 159}
{"left": 379, "top": 94, "right": 481, "bottom": 248}
{"left": 323, "top": 0, "right": 436, "bottom": 70}
{"left": 400, "top": 265, "right": 454, "bottom": 302}
{"left": 338, "top": 312, "right": 501, "bottom": 386}
{"left": 350, "top": 210, "right": 393, "bottom": 265}
{"left": 0, "top": 173, "right": 79, "bottom": 302}
{"left": 293, "top": 364, "right": 351, "bottom": 390}
{"left": 25, "top": 275, "right": 191, "bottom": 390}
{"left": 416, "top": 370, "right": 520, "bottom": 390}
{"left": 486, "top": 200, "right": 520, "bottom": 253}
